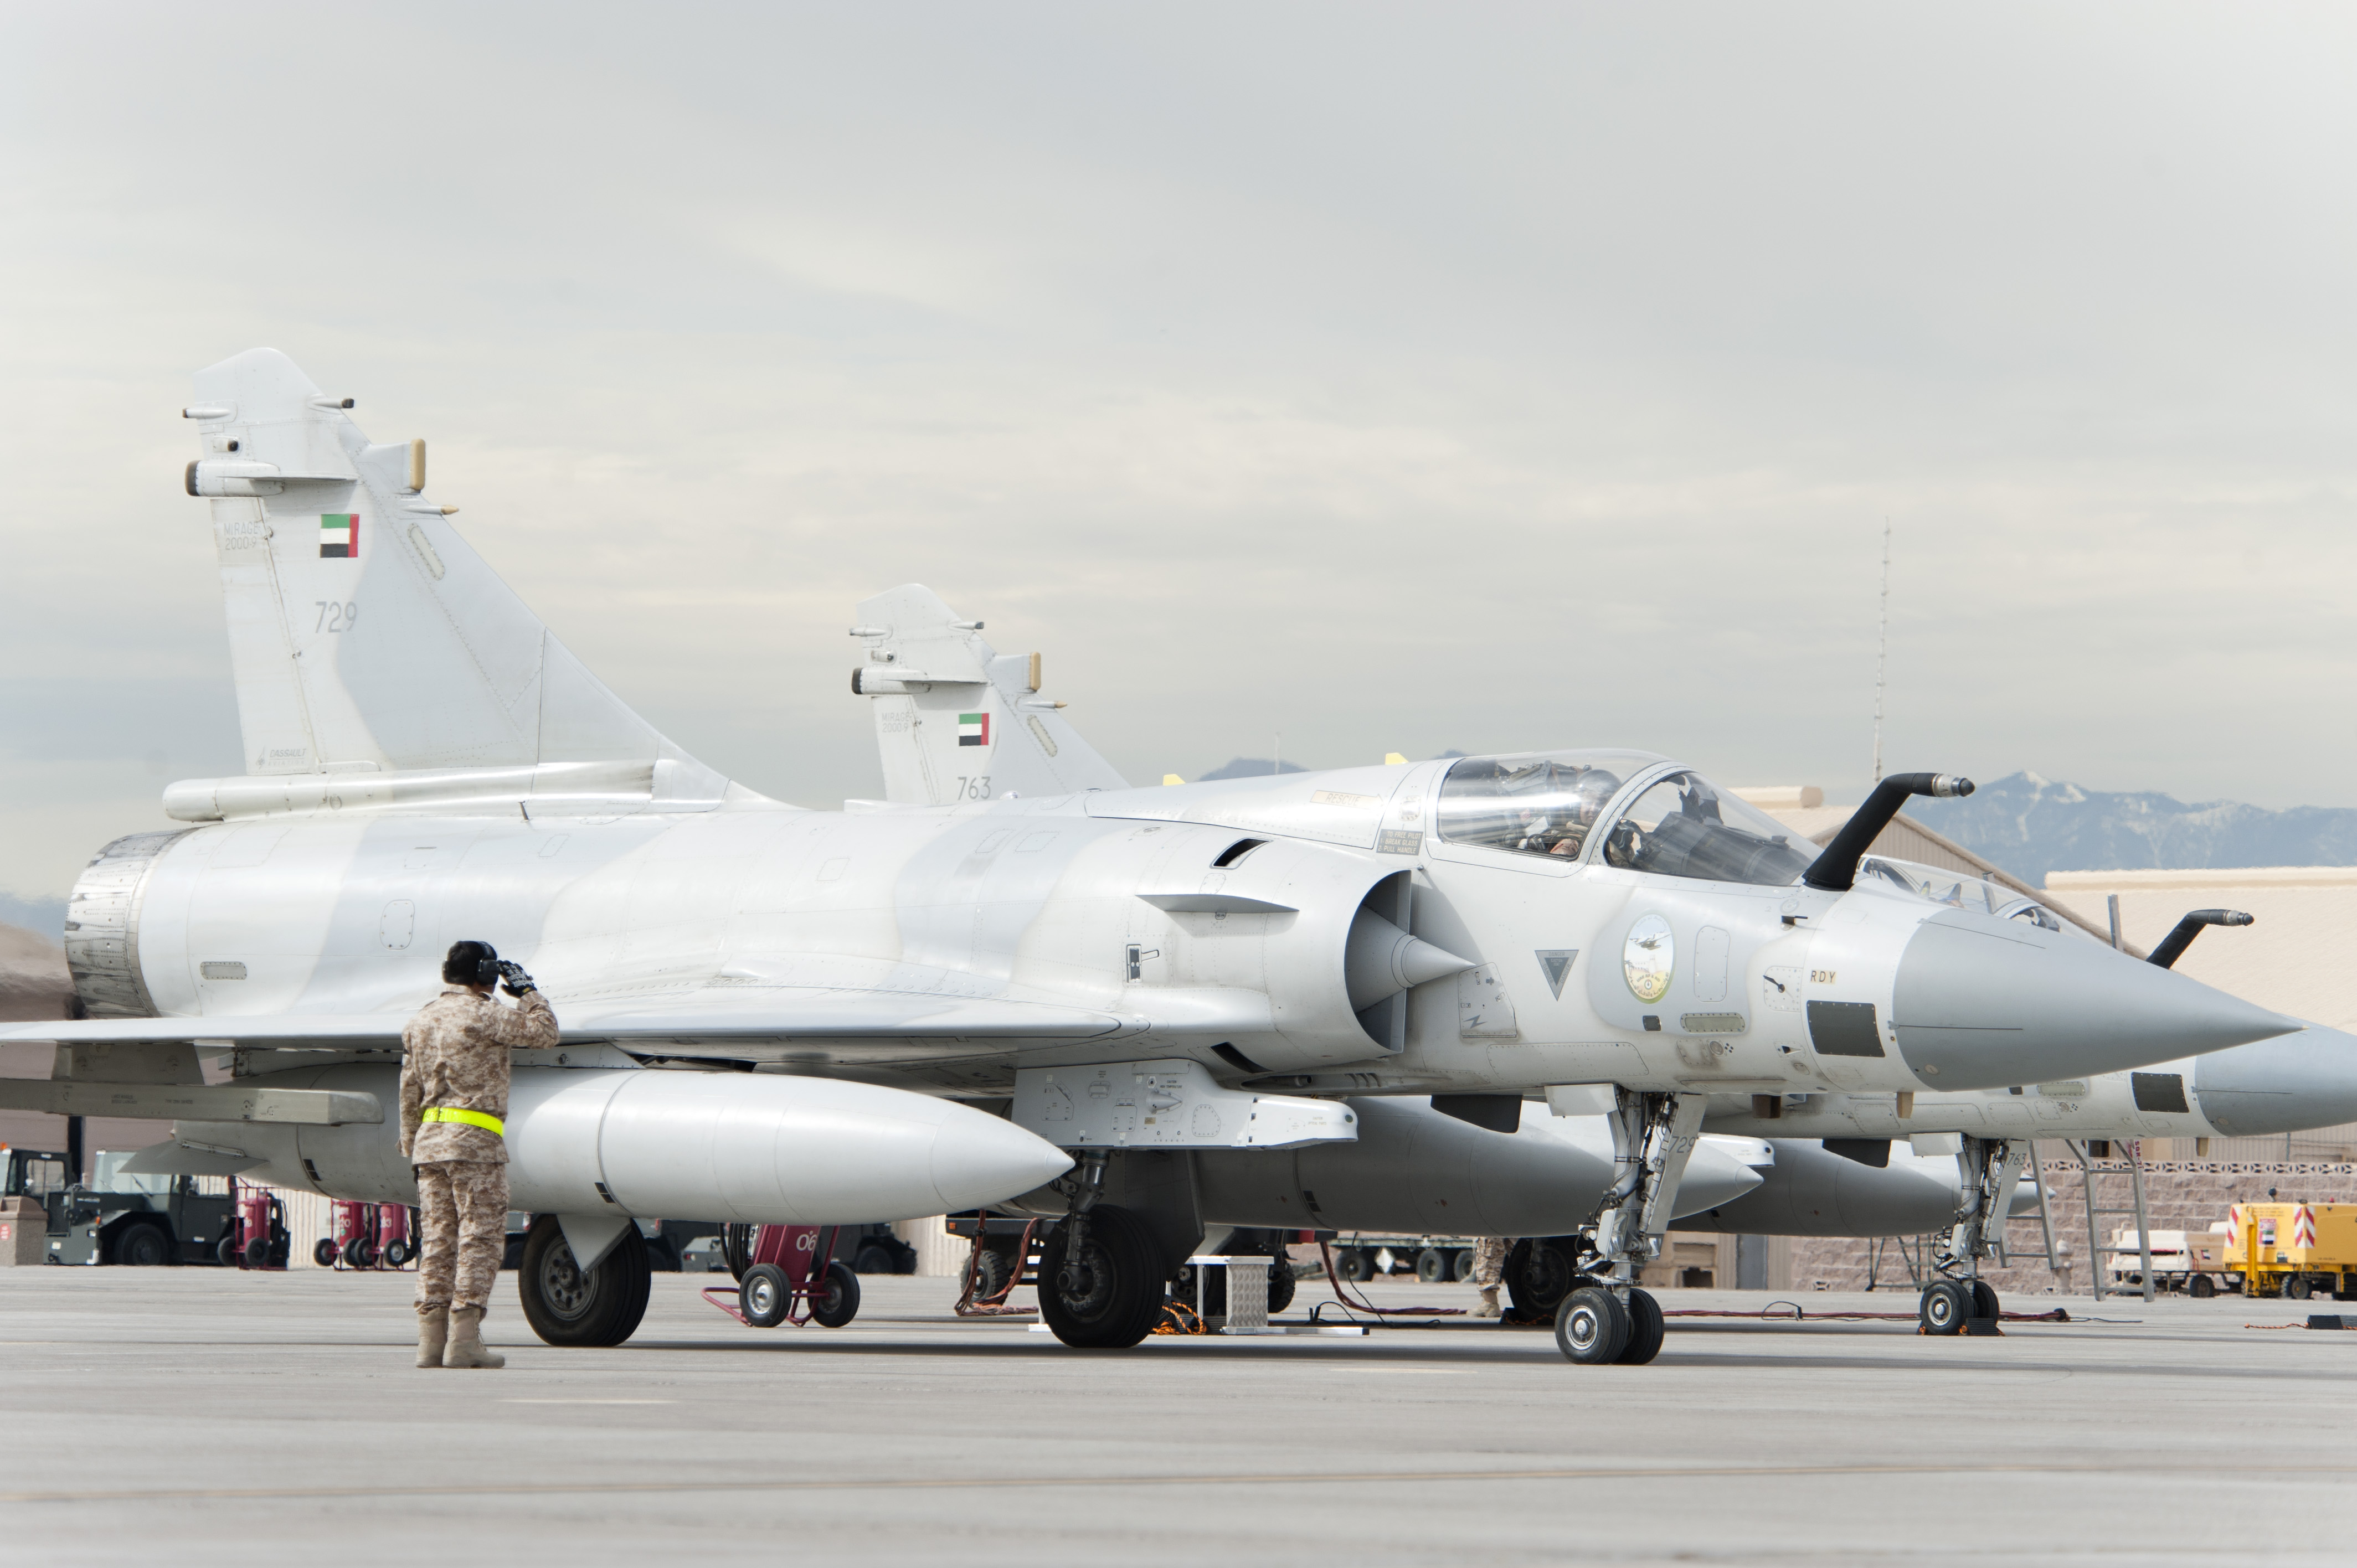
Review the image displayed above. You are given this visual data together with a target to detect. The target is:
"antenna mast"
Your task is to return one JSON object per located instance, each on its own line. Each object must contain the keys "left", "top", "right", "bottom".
{"left": 1871, "top": 520, "right": 1891, "bottom": 784}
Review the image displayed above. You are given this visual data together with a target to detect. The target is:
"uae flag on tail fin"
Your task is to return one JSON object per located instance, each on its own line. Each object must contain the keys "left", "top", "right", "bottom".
{"left": 958, "top": 713, "right": 990, "bottom": 747}
{"left": 318, "top": 514, "right": 359, "bottom": 558}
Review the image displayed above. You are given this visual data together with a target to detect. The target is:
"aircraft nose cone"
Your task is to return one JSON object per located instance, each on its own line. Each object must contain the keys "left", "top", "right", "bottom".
{"left": 1891, "top": 909, "right": 2299, "bottom": 1091}
{"left": 2194, "top": 1023, "right": 2357, "bottom": 1137}
{"left": 927, "top": 1103, "right": 1074, "bottom": 1212}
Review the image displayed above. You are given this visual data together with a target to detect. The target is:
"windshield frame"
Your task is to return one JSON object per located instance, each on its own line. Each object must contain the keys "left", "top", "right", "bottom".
{"left": 1582, "top": 762, "right": 1815, "bottom": 886}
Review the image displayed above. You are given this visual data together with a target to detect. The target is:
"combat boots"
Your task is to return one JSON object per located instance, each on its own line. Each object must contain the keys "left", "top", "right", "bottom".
{"left": 415, "top": 1304, "right": 450, "bottom": 1367}
{"left": 442, "top": 1305, "right": 506, "bottom": 1369}
{"left": 1474, "top": 1286, "right": 1503, "bottom": 1319}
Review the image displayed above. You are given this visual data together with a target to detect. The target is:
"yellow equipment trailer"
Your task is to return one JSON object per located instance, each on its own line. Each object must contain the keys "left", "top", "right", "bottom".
{"left": 2221, "top": 1203, "right": 2357, "bottom": 1301}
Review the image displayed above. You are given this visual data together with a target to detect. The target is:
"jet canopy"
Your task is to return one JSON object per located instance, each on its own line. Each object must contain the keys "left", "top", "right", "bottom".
{"left": 1437, "top": 751, "right": 1813, "bottom": 887}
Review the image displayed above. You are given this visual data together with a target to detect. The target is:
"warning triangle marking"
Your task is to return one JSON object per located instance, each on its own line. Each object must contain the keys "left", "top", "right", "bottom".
{"left": 1536, "top": 949, "right": 1578, "bottom": 999}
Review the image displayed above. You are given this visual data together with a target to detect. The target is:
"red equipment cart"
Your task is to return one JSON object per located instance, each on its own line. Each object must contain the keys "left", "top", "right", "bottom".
{"left": 703, "top": 1225, "right": 861, "bottom": 1329}
{"left": 317, "top": 1200, "right": 416, "bottom": 1269}
{"left": 223, "top": 1179, "right": 289, "bottom": 1270}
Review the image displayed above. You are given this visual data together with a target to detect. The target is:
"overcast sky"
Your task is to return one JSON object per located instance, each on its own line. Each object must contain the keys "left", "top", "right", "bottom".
{"left": 5, "top": 4, "right": 2356, "bottom": 899}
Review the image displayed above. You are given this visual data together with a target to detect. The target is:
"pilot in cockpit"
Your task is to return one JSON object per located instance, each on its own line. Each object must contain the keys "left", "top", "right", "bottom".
{"left": 1506, "top": 767, "right": 1620, "bottom": 857}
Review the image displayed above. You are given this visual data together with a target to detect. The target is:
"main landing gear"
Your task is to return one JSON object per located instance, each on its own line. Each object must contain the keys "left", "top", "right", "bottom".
{"left": 517, "top": 1215, "right": 653, "bottom": 1347}
{"left": 1033, "top": 1152, "right": 1168, "bottom": 1350}
{"left": 1915, "top": 1136, "right": 2023, "bottom": 1335}
{"left": 1548, "top": 1089, "right": 1704, "bottom": 1366}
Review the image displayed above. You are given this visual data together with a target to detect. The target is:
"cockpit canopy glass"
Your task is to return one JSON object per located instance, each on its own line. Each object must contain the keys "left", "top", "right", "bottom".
{"left": 1858, "top": 855, "right": 2067, "bottom": 932}
{"left": 1596, "top": 770, "right": 1814, "bottom": 886}
{"left": 1435, "top": 751, "right": 1664, "bottom": 861}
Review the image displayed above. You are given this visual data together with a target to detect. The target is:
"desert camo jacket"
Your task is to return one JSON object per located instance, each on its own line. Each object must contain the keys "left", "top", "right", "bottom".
{"left": 399, "top": 985, "right": 559, "bottom": 1165}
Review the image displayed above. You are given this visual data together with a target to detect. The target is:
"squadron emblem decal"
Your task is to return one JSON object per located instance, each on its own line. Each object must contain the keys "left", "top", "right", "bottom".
{"left": 1623, "top": 914, "right": 1674, "bottom": 1003}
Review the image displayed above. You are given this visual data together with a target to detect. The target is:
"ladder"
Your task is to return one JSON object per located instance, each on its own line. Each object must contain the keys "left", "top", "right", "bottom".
{"left": 2067, "top": 1138, "right": 2154, "bottom": 1302}
{"left": 1998, "top": 1138, "right": 2063, "bottom": 1274}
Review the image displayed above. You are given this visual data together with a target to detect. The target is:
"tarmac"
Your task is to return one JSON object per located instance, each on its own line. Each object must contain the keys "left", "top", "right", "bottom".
{"left": 3, "top": 1267, "right": 2355, "bottom": 1565}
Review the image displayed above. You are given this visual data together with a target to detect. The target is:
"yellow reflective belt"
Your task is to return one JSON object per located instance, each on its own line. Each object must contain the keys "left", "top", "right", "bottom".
{"left": 420, "top": 1107, "right": 505, "bottom": 1137}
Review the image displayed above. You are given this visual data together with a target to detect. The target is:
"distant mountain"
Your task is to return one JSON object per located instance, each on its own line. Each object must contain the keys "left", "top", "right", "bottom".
{"left": 1906, "top": 772, "right": 2357, "bottom": 883}
{"left": 1196, "top": 758, "right": 1312, "bottom": 780}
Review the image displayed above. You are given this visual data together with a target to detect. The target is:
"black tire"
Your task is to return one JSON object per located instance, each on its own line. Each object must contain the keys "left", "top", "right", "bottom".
{"left": 1508, "top": 1237, "right": 1578, "bottom": 1318}
{"left": 217, "top": 1236, "right": 238, "bottom": 1267}
{"left": 117, "top": 1224, "right": 173, "bottom": 1267}
{"left": 2287, "top": 1274, "right": 2313, "bottom": 1301}
{"left": 243, "top": 1237, "right": 271, "bottom": 1270}
{"left": 1036, "top": 1206, "right": 1164, "bottom": 1349}
{"left": 1919, "top": 1280, "right": 1968, "bottom": 1335}
{"left": 1266, "top": 1255, "right": 1297, "bottom": 1316}
{"left": 2189, "top": 1273, "right": 2216, "bottom": 1298}
{"left": 344, "top": 1236, "right": 378, "bottom": 1270}
{"left": 1452, "top": 1249, "right": 1476, "bottom": 1282}
{"left": 1416, "top": 1248, "right": 1448, "bottom": 1284}
{"left": 517, "top": 1215, "right": 652, "bottom": 1347}
{"left": 853, "top": 1245, "right": 897, "bottom": 1276}
{"left": 811, "top": 1260, "right": 861, "bottom": 1328}
{"left": 1336, "top": 1247, "right": 1373, "bottom": 1282}
{"left": 313, "top": 1237, "right": 340, "bottom": 1268}
{"left": 722, "top": 1224, "right": 754, "bottom": 1283}
{"left": 384, "top": 1239, "right": 413, "bottom": 1268}
{"left": 1555, "top": 1285, "right": 1629, "bottom": 1364}
{"left": 1616, "top": 1287, "right": 1665, "bottom": 1365}
{"left": 968, "top": 1246, "right": 1014, "bottom": 1301}
{"left": 1970, "top": 1280, "right": 2000, "bottom": 1320}
{"left": 740, "top": 1263, "right": 791, "bottom": 1328}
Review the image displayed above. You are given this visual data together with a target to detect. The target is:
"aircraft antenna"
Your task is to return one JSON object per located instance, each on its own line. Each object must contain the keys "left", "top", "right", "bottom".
{"left": 1871, "top": 519, "right": 1891, "bottom": 785}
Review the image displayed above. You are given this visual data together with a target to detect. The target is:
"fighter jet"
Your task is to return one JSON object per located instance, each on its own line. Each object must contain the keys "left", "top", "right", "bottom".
{"left": 0, "top": 352, "right": 2299, "bottom": 1367}
{"left": 858, "top": 590, "right": 2354, "bottom": 1337}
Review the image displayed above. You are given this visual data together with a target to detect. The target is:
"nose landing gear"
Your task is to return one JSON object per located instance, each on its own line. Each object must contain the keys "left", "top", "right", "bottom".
{"left": 1547, "top": 1090, "right": 1702, "bottom": 1366}
{"left": 1917, "top": 1137, "right": 2022, "bottom": 1334}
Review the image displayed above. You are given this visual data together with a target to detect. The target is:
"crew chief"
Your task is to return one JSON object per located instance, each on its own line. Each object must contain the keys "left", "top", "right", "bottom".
{"left": 401, "top": 940, "right": 558, "bottom": 1369}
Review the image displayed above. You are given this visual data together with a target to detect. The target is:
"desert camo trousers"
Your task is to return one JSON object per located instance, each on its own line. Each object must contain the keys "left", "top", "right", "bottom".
{"left": 1471, "top": 1236, "right": 1511, "bottom": 1289}
{"left": 415, "top": 1160, "right": 509, "bottom": 1314}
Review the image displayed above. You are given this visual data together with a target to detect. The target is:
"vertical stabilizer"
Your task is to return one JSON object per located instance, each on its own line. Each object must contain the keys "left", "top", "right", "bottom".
{"left": 183, "top": 349, "right": 724, "bottom": 804}
{"left": 852, "top": 585, "right": 1127, "bottom": 804}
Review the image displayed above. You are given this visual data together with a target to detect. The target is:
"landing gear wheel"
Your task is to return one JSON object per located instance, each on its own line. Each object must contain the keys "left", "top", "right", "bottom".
{"left": 1266, "top": 1254, "right": 1296, "bottom": 1316}
{"left": 1555, "top": 1285, "right": 1630, "bottom": 1364}
{"left": 1919, "top": 1280, "right": 1968, "bottom": 1335}
{"left": 1507, "top": 1237, "right": 1578, "bottom": 1318}
{"left": 314, "top": 1238, "right": 340, "bottom": 1268}
{"left": 517, "top": 1215, "right": 652, "bottom": 1347}
{"left": 1970, "top": 1280, "right": 2000, "bottom": 1320}
{"left": 811, "top": 1260, "right": 861, "bottom": 1328}
{"left": 2189, "top": 1273, "right": 2217, "bottom": 1299}
{"left": 740, "top": 1263, "right": 791, "bottom": 1328}
{"left": 2287, "top": 1274, "right": 2313, "bottom": 1300}
{"left": 1036, "top": 1205, "right": 1163, "bottom": 1349}
{"left": 117, "top": 1225, "right": 173, "bottom": 1267}
{"left": 1615, "top": 1287, "right": 1665, "bottom": 1365}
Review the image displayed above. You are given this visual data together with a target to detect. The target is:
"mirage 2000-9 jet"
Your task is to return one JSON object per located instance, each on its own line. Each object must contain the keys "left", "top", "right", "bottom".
{"left": 0, "top": 351, "right": 2298, "bottom": 1365}
{"left": 857, "top": 586, "right": 2357, "bottom": 1328}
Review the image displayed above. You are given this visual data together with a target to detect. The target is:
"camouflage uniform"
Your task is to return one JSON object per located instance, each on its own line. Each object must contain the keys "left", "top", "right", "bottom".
{"left": 401, "top": 984, "right": 557, "bottom": 1312}
{"left": 1471, "top": 1235, "right": 1511, "bottom": 1318}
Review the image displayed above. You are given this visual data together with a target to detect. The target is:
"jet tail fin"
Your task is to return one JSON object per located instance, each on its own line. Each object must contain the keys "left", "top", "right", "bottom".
{"left": 184, "top": 349, "right": 725, "bottom": 805}
{"left": 851, "top": 585, "right": 1126, "bottom": 804}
